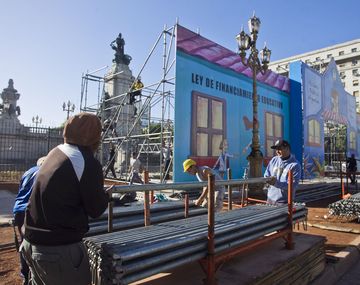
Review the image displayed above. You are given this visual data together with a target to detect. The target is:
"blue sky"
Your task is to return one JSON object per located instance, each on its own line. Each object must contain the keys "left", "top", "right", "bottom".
{"left": 1, "top": 0, "right": 359, "bottom": 127}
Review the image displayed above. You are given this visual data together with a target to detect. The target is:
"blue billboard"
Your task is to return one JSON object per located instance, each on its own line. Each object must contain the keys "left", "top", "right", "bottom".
{"left": 174, "top": 25, "right": 291, "bottom": 182}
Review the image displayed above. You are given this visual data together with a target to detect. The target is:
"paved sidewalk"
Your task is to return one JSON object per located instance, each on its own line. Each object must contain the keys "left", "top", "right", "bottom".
{"left": 0, "top": 190, "right": 15, "bottom": 225}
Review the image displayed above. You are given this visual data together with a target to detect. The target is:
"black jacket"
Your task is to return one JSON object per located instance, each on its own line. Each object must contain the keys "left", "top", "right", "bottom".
{"left": 25, "top": 144, "right": 108, "bottom": 245}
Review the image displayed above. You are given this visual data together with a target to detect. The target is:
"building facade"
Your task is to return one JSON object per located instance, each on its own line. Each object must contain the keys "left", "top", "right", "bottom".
{"left": 269, "top": 39, "right": 360, "bottom": 111}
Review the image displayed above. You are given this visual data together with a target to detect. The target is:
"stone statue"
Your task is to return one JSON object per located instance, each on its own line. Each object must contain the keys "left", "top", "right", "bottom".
{"left": 1, "top": 79, "right": 21, "bottom": 118}
{"left": 110, "top": 33, "right": 132, "bottom": 65}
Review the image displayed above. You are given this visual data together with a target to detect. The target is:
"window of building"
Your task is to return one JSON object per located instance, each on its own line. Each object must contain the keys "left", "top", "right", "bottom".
{"left": 327, "top": 54, "right": 332, "bottom": 58}
{"left": 340, "top": 71, "right": 345, "bottom": 77}
{"left": 265, "top": 112, "right": 283, "bottom": 157}
{"left": 352, "top": 48, "right": 357, "bottom": 53}
{"left": 315, "top": 57, "right": 321, "bottom": 61}
{"left": 350, "top": 131, "right": 356, "bottom": 150}
{"left": 305, "top": 59, "right": 310, "bottom": 64}
{"left": 352, "top": 60, "right": 358, "bottom": 66}
{"left": 353, "top": 69, "right": 359, "bottom": 76}
{"left": 339, "top": 51, "right": 344, "bottom": 56}
{"left": 353, "top": 80, "right": 359, "bottom": 86}
{"left": 354, "top": 91, "right": 359, "bottom": 97}
{"left": 339, "top": 63, "right": 346, "bottom": 68}
{"left": 191, "top": 92, "right": 226, "bottom": 157}
{"left": 308, "top": 119, "right": 321, "bottom": 146}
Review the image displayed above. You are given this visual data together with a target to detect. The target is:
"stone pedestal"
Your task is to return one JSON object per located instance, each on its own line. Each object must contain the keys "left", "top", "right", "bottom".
{"left": 104, "top": 63, "right": 142, "bottom": 174}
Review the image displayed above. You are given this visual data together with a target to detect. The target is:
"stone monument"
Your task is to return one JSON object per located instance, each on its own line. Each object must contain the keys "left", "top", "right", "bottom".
{"left": 0, "top": 79, "right": 22, "bottom": 132}
{"left": 104, "top": 33, "right": 142, "bottom": 173}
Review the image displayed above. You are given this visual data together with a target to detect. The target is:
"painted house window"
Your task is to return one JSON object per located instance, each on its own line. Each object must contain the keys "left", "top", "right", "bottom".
{"left": 350, "top": 131, "right": 356, "bottom": 150}
{"left": 339, "top": 51, "right": 344, "bottom": 56}
{"left": 351, "top": 48, "right": 357, "bottom": 53}
{"left": 265, "top": 112, "right": 283, "bottom": 157}
{"left": 308, "top": 119, "right": 321, "bottom": 146}
{"left": 327, "top": 54, "right": 332, "bottom": 58}
{"left": 192, "top": 92, "right": 226, "bottom": 157}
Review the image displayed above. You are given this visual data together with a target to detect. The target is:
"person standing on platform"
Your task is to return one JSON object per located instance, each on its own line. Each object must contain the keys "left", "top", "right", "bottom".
{"left": 264, "top": 139, "right": 301, "bottom": 205}
{"left": 21, "top": 113, "right": 110, "bottom": 285}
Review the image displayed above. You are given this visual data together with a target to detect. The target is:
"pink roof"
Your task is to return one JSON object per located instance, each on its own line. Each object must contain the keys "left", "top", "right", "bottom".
{"left": 176, "top": 25, "right": 290, "bottom": 93}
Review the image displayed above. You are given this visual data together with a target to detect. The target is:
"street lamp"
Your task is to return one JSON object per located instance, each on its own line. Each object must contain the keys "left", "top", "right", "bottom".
{"left": 236, "top": 13, "right": 271, "bottom": 178}
{"left": 63, "top": 100, "right": 76, "bottom": 120}
{"left": 32, "top": 115, "right": 42, "bottom": 128}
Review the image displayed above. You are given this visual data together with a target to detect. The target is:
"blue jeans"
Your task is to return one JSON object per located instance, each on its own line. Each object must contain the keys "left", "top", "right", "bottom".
{"left": 14, "top": 212, "right": 29, "bottom": 285}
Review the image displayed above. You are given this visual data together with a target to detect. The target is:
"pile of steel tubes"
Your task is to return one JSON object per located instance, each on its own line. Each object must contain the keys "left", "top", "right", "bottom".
{"left": 87, "top": 201, "right": 207, "bottom": 236}
{"left": 295, "top": 183, "right": 340, "bottom": 203}
{"left": 328, "top": 192, "right": 360, "bottom": 220}
{"left": 85, "top": 204, "right": 307, "bottom": 285}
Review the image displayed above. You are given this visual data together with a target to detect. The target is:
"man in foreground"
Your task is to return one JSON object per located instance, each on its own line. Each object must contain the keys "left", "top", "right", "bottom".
{"left": 264, "top": 139, "right": 301, "bottom": 205}
{"left": 21, "top": 113, "right": 110, "bottom": 285}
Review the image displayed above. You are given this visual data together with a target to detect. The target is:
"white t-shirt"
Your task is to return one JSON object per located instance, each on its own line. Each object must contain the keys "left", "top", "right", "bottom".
{"left": 130, "top": 157, "right": 142, "bottom": 173}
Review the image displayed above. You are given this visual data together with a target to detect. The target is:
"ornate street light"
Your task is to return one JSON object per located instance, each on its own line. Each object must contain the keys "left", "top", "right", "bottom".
{"left": 63, "top": 100, "right": 76, "bottom": 120}
{"left": 236, "top": 13, "right": 272, "bottom": 179}
{"left": 32, "top": 115, "right": 42, "bottom": 128}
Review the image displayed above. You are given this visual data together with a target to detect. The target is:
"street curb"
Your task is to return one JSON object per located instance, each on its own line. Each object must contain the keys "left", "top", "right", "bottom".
{"left": 0, "top": 220, "right": 11, "bottom": 227}
{"left": 311, "top": 236, "right": 360, "bottom": 285}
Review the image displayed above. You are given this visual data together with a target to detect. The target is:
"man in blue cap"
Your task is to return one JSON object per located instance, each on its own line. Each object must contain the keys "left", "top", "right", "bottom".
{"left": 264, "top": 139, "right": 301, "bottom": 205}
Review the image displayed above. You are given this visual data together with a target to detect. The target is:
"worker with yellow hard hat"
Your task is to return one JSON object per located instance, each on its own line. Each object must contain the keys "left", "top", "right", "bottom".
{"left": 183, "top": 158, "right": 224, "bottom": 212}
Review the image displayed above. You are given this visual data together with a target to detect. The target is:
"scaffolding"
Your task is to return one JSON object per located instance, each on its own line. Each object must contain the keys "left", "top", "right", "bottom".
{"left": 80, "top": 24, "right": 176, "bottom": 182}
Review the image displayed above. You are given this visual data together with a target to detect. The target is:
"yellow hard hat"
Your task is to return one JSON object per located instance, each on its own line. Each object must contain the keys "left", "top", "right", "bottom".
{"left": 183, "top": 159, "right": 196, "bottom": 172}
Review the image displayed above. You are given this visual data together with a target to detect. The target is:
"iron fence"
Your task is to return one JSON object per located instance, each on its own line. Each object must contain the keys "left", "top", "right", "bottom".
{"left": 0, "top": 122, "right": 63, "bottom": 181}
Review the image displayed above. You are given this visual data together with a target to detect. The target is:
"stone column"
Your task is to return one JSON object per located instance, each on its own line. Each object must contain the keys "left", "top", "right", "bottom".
{"left": 104, "top": 63, "right": 142, "bottom": 175}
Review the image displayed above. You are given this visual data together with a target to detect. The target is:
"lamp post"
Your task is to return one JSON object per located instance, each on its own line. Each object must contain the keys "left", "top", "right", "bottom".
{"left": 236, "top": 13, "right": 271, "bottom": 178}
{"left": 63, "top": 100, "right": 76, "bottom": 120}
{"left": 32, "top": 115, "right": 42, "bottom": 128}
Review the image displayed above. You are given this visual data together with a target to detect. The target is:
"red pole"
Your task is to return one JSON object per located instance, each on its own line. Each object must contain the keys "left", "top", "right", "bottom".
{"left": 227, "top": 168, "right": 232, "bottom": 211}
{"left": 340, "top": 169, "right": 344, "bottom": 199}
{"left": 144, "top": 170, "right": 150, "bottom": 226}
{"left": 107, "top": 187, "right": 113, "bottom": 233}
{"left": 150, "top": 190, "right": 154, "bottom": 204}
{"left": 205, "top": 173, "right": 217, "bottom": 285}
{"left": 184, "top": 193, "right": 189, "bottom": 218}
{"left": 286, "top": 170, "right": 294, "bottom": 250}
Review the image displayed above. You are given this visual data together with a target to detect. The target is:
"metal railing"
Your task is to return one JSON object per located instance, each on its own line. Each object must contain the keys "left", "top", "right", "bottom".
{"left": 0, "top": 123, "right": 63, "bottom": 181}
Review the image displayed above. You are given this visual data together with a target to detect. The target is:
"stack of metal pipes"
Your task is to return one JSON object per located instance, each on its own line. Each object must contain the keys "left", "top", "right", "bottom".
{"left": 295, "top": 183, "right": 340, "bottom": 203}
{"left": 328, "top": 192, "right": 360, "bottom": 220}
{"left": 85, "top": 204, "right": 307, "bottom": 285}
{"left": 87, "top": 201, "right": 207, "bottom": 236}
